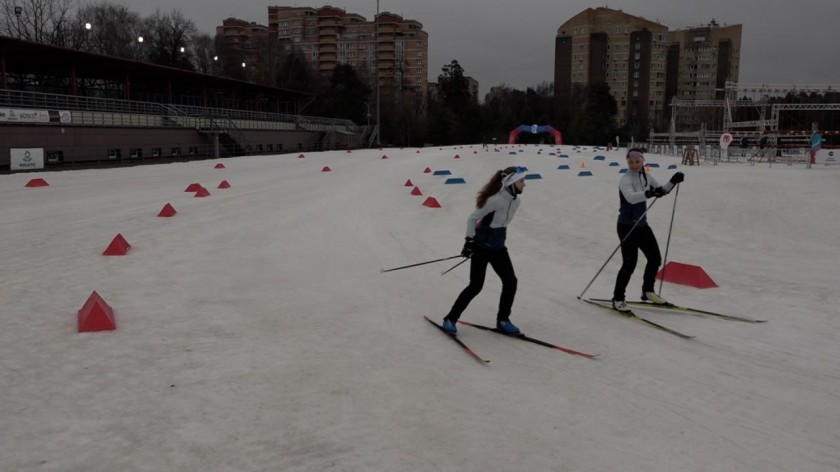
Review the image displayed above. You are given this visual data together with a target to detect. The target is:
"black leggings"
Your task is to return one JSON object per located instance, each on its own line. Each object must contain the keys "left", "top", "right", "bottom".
{"left": 613, "top": 223, "right": 661, "bottom": 301}
{"left": 446, "top": 249, "right": 517, "bottom": 322}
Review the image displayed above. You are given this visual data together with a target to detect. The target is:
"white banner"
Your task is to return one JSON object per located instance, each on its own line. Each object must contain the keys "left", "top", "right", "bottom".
{"left": 10, "top": 148, "right": 45, "bottom": 171}
{"left": 814, "top": 149, "right": 839, "bottom": 165}
{"left": 0, "top": 109, "right": 71, "bottom": 124}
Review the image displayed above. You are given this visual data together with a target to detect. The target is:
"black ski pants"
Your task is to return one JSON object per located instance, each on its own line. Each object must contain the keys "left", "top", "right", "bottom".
{"left": 613, "top": 222, "right": 661, "bottom": 301}
{"left": 446, "top": 248, "right": 517, "bottom": 322}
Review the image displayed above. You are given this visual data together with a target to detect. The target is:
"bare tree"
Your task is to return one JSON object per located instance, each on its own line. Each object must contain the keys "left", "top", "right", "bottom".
{"left": 250, "top": 34, "right": 281, "bottom": 86}
{"left": 143, "top": 9, "right": 197, "bottom": 70}
{"left": 191, "top": 32, "right": 215, "bottom": 74}
{"left": 74, "top": 2, "right": 143, "bottom": 58}
{"left": 1, "top": 0, "right": 76, "bottom": 45}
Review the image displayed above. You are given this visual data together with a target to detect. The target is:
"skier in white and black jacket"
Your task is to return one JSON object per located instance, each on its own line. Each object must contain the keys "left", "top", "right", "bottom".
{"left": 612, "top": 149, "right": 685, "bottom": 312}
{"left": 441, "top": 166, "right": 527, "bottom": 335}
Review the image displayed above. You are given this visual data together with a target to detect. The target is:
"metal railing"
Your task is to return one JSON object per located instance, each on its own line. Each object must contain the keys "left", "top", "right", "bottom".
{"left": 0, "top": 89, "right": 361, "bottom": 132}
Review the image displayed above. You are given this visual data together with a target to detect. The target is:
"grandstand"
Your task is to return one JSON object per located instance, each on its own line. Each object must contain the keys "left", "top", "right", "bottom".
{"left": 0, "top": 36, "right": 367, "bottom": 170}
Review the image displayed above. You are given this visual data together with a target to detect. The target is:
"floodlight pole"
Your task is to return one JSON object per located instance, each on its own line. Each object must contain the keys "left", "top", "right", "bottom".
{"left": 15, "top": 6, "right": 23, "bottom": 39}
{"left": 375, "top": 0, "right": 381, "bottom": 146}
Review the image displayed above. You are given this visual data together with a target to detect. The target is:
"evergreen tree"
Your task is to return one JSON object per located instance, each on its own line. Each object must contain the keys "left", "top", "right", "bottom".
{"left": 318, "top": 64, "right": 370, "bottom": 124}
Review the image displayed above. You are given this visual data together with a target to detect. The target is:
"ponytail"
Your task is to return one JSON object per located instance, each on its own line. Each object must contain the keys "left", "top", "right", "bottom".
{"left": 475, "top": 166, "right": 518, "bottom": 208}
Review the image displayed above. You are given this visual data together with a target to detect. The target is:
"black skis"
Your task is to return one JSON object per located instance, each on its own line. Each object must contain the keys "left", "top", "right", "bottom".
{"left": 423, "top": 316, "right": 489, "bottom": 364}
{"left": 582, "top": 299, "right": 695, "bottom": 339}
{"left": 457, "top": 320, "right": 598, "bottom": 359}
{"left": 588, "top": 298, "right": 767, "bottom": 323}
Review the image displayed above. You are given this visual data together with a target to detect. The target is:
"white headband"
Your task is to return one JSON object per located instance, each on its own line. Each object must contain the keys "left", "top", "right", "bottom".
{"left": 501, "top": 171, "right": 527, "bottom": 187}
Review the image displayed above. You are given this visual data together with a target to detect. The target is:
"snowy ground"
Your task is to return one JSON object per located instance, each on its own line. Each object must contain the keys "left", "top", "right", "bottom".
{"left": 1, "top": 145, "right": 839, "bottom": 472}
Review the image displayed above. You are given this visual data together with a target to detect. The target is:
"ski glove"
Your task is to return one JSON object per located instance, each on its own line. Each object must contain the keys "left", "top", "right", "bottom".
{"left": 645, "top": 187, "right": 667, "bottom": 198}
{"left": 461, "top": 237, "right": 475, "bottom": 258}
{"left": 670, "top": 172, "right": 685, "bottom": 184}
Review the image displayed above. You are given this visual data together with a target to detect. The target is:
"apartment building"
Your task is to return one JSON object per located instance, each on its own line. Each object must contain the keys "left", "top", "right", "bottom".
{"left": 554, "top": 7, "right": 741, "bottom": 134}
{"left": 265, "top": 6, "right": 429, "bottom": 117}
{"left": 666, "top": 22, "right": 742, "bottom": 129}
{"left": 216, "top": 18, "right": 272, "bottom": 82}
{"left": 554, "top": 7, "right": 669, "bottom": 135}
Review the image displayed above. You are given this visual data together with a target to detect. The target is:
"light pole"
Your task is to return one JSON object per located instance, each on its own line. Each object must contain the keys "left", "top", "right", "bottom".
{"left": 14, "top": 6, "right": 22, "bottom": 39}
{"left": 135, "top": 36, "right": 144, "bottom": 61}
{"left": 83, "top": 22, "right": 92, "bottom": 51}
{"left": 375, "top": 0, "right": 380, "bottom": 146}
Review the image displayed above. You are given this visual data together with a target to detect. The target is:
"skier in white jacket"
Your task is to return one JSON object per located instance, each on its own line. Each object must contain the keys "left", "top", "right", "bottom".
{"left": 612, "top": 149, "right": 684, "bottom": 312}
{"left": 442, "top": 166, "right": 527, "bottom": 335}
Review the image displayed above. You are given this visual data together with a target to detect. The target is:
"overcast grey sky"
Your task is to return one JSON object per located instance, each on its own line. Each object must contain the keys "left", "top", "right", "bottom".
{"left": 130, "top": 0, "right": 840, "bottom": 97}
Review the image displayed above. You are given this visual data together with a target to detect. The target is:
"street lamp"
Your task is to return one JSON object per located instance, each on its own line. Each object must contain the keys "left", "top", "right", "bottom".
{"left": 14, "top": 6, "right": 23, "bottom": 39}
{"left": 82, "top": 22, "right": 92, "bottom": 52}
{"left": 137, "top": 36, "right": 144, "bottom": 43}
{"left": 180, "top": 46, "right": 185, "bottom": 53}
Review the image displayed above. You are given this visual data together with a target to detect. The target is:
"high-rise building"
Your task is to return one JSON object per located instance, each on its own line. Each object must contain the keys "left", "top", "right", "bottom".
{"left": 216, "top": 18, "right": 271, "bottom": 82}
{"left": 217, "top": 6, "right": 429, "bottom": 122}
{"left": 554, "top": 7, "right": 742, "bottom": 135}
{"left": 554, "top": 7, "right": 669, "bottom": 136}
{"left": 666, "top": 21, "right": 742, "bottom": 129}
{"left": 266, "top": 6, "right": 429, "bottom": 119}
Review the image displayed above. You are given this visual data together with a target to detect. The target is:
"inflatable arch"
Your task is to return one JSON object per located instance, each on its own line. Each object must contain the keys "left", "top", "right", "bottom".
{"left": 508, "top": 124, "right": 563, "bottom": 145}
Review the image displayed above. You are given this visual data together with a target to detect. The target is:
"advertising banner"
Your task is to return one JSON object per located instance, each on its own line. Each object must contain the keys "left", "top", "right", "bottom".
{"left": 0, "top": 109, "right": 71, "bottom": 124}
{"left": 814, "top": 149, "right": 838, "bottom": 166}
{"left": 10, "top": 148, "right": 45, "bottom": 171}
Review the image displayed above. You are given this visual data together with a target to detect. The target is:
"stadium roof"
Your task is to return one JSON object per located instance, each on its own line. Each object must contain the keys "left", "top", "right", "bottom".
{"left": 0, "top": 36, "right": 315, "bottom": 114}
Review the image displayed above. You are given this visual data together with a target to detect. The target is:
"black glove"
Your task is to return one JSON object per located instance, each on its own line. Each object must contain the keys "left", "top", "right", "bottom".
{"left": 670, "top": 172, "right": 685, "bottom": 184}
{"left": 461, "top": 237, "right": 475, "bottom": 258}
{"left": 645, "top": 187, "right": 667, "bottom": 198}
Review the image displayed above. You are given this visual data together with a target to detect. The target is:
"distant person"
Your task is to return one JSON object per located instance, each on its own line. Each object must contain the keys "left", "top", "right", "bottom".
{"left": 612, "top": 149, "right": 684, "bottom": 312}
{"left": 759, "top": 136, "right": 768, "bottom": 149}
{"left": 442, "top": 166, "right": 527, "bottom": 335}
{"left": 482, "top": 138, "right": 489, "bottom": 151}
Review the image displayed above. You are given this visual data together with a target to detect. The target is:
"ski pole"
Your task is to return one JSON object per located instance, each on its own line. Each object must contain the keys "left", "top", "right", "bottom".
{"left": 576, "top": 198, "right": 660, "bottom": 300}
{"left": 440, "top": 256, "right": 470, "bottom": 275}
{"left": 658, "top": 183, "right": 680, "bottom": 295}
{"left": 380, "top": 255, "right": 462, "bottom": 273}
